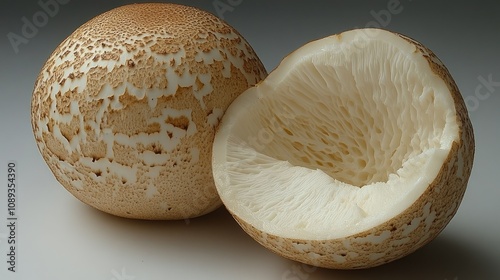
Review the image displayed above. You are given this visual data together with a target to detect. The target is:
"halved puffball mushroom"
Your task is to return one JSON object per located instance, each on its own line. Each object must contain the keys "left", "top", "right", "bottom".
{"left": 212, "top": 28, "right": 474, "bottom": 269}
{"left": 31, "top": 3, "right": 267, "bottom": 219}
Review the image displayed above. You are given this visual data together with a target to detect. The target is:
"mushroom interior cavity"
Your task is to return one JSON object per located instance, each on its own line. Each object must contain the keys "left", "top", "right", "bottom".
{"left": 253, "top": 41, "right": 456, "bottom": 187}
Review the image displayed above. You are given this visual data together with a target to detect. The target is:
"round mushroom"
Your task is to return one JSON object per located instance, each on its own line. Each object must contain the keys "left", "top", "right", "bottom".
{"left": 31, "top": 3, "right": 267, "bottom": 219}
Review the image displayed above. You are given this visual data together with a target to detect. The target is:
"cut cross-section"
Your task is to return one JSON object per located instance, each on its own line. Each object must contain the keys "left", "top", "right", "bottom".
{"left": 212, "top": 28, "right": 474, "bottom": 269}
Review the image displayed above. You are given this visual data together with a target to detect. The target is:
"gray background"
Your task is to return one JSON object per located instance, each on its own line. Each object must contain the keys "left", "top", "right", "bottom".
{"left": 0, "top": 0, "right": 499, "bottom": 279}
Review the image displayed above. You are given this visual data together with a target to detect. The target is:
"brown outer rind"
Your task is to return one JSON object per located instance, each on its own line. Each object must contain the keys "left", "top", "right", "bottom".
{"left": 31, "top": 3, "right": 267, "bottom": 220}
{"left": 227, "top": 30, "right": 475, "bottom": 269}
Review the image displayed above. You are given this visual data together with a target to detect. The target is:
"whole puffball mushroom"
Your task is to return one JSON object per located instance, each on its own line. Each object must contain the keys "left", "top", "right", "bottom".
{"left": 31, "top": 3, "right": 267, "bottom": 219}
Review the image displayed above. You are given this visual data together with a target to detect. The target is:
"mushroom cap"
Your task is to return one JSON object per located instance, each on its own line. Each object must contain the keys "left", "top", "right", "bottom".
{"left": 31, "top": 3, "right": 267, "bottom": 219}
{"left": 212, "top": 28, "right": 474, "bottom": 268}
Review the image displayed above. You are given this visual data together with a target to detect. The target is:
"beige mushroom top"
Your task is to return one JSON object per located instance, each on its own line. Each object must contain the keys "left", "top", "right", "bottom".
{"left": 31, "top": 3, "right": 267, "bottom": 219}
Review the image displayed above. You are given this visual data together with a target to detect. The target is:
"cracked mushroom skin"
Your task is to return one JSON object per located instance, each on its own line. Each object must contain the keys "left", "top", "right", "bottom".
{"left": 31, "top": 3, "right": 267, "bottom": 219}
